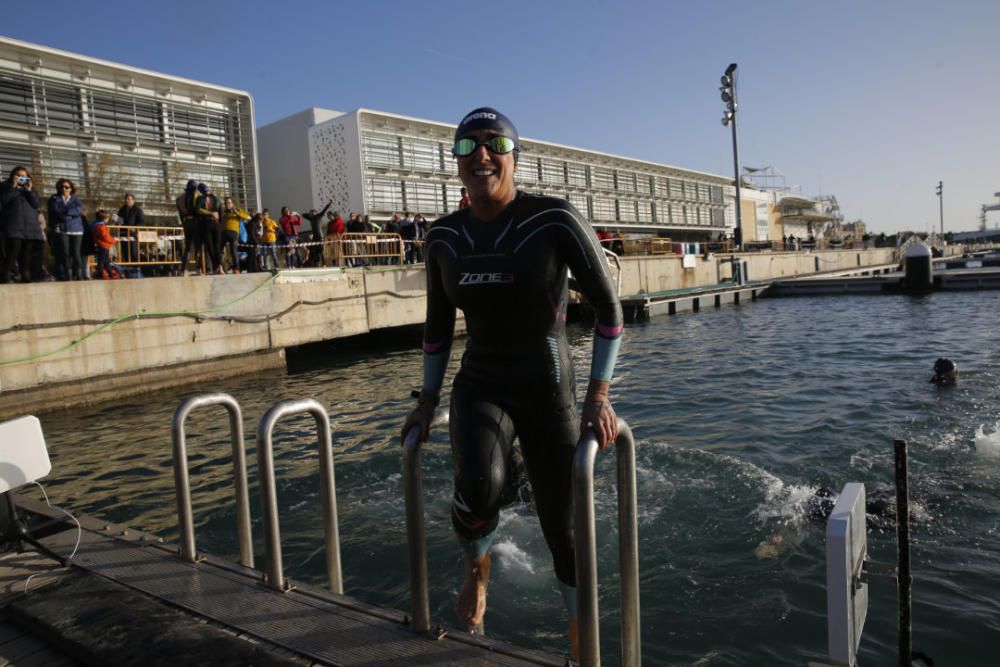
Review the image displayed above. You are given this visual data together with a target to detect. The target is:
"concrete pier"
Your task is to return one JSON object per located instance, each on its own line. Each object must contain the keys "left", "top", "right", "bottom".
{"left": 0, "top": 248, "right": 928, "bottom": 418}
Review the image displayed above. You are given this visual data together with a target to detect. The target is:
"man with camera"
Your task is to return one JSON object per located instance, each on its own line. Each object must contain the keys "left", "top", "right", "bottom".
{"left": 0, "top": 166, "right": 44, "bottom": 283}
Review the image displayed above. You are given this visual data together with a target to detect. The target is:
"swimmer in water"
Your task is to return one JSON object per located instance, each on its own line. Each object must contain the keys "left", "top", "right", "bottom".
{"left": 755, "top": 486, "right": 897, "bottom": 559}
{"left": 930, "top": 358, "right": 958, "bottom": 385}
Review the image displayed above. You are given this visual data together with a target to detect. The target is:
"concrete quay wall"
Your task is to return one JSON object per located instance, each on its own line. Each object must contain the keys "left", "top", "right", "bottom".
{"left": 0, "top": 248, "right": 912, "bottom": 418}
{"left": 616, "top": 248, "right": 900, "bottom": 296}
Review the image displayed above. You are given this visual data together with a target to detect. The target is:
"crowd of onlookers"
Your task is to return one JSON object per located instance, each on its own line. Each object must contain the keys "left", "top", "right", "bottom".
{"left": 0, "top": 164, "right": 139, "bottom": 283}
{"left": 0, "top": 163, "right": 442, "bottom": 283}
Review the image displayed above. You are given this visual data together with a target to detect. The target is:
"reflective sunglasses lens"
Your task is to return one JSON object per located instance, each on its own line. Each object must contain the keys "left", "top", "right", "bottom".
{"left": 487, "top": 136, "right": 515, "bottom": 154}
{"left": 453, "top": 138, "right": 477, "bottom": 156}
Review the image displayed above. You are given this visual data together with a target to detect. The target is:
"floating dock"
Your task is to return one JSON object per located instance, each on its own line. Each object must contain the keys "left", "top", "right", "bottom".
{"left": 0, "top": 495, "right": 566, "bottom": 666}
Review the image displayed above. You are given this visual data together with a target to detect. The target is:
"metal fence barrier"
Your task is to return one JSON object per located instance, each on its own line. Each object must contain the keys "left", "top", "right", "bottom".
{"left": 170, "top": 393, "right": 254, "bottom": 568}
{"left": 573, "top": 420, "right": 639, "bottom": 667}
{"left": 256, "top": 399, "right": 342, "bottom": 593}
{"left": 107, "top": 224, "right": 183, "bottom": 266}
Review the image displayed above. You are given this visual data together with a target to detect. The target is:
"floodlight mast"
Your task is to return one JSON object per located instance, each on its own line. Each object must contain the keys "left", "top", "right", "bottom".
{"left": 720, "top": 63, "right": 742, "bottom": 251}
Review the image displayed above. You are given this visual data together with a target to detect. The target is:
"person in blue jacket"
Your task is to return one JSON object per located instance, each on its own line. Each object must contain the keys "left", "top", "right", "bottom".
{"left": 48, "top": 178, "right": 86, "bottom": 280}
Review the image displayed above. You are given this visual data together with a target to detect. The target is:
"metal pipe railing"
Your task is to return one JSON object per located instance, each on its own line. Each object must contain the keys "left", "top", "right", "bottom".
{"left": 402, "top": 409, "right": 449, "bottom": 634}
{"left": 402, "top": 424, "right": 431, "bottom": 633}
{"left": 257, "top": 399, "right": 342, "bottom": 593}
{"left": 573, "top": 420, "right": 640, "bottom": 667}
{"left": 171, "top": 393, "right": 254, "bottom": 567}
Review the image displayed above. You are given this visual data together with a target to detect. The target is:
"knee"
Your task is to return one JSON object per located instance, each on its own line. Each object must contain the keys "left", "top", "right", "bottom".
{"left": 452, "top": 467, "right": 504, "bottom": 538}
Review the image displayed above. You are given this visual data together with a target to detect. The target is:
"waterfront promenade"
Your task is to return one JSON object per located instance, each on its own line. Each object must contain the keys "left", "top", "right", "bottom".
{"left": 0, "top": 247, "right": 910, "bottom": 419}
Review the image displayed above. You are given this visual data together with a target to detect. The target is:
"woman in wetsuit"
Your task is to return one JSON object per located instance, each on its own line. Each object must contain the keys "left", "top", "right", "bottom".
{"left": 402, "top": 107, "right": 623, "bottom": 660}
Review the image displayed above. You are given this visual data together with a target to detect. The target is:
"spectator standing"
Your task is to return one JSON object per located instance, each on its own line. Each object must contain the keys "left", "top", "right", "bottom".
{"left": 90, "top": 210, "right": 118, "bottom": 279}
{"left": 196, "top": 183, "right": 223, "bottom": 274}
{"left": 219, "top": 196, "right": 250, "bottom": 273}
{"left": 279, "top": 207, "right": 303, "bottom": 268}
{"left": 596, "top": 227, "right": 612, "bottom": 250}
{"left": 1, "top": 166, "right": 44, "bottom": 283}
{"left": 176, "top": 180, "right": 200, "bottom": 275}
{"left": 383, "top": 214, "right": 401, "bottom": 235}
{"left": 413, "top": 213, "right": 428, "bottom": 262}
{"left": 301, "top": 201, "right": 331, "bottom": 266}
{"left": 48, "top": 178, "right": 86, "bottom": 280}
{"left": 400, "top": 210, "right": 417, "bottom": 263}
{"left": 247, "top": 213, "right": 264, "bottom": 271}
{"left": 459, "top": 186, "right": 471, "bottom": 210}
{"left": 116, "top": 193, "right": 144, "bottom": 263}
{"left": 325, "top": 210, "right": 345, "bottom": 267}
{"left": 260, "top": 209, "right": 280, "bottom": 270}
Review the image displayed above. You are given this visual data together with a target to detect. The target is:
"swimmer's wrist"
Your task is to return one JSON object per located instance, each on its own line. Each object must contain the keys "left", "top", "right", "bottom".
{"left": 417, "top": 388, "right": 441, "bottom": 407}
{"left": 584, "top": 379, "right": 610, "bottom": 402}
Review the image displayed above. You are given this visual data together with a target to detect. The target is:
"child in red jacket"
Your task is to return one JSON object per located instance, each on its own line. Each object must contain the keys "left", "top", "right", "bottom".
{"left": 91, "top": 210, "right": 118, "bottom": 279}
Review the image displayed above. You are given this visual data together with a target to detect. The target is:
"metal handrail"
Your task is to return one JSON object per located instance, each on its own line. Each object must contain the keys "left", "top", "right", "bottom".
{"left": 602, "top": 247, "right": 623, "bottom": 297}
{"left": 171, "top": 393, "right": 254, "bottom": 567}
{"left": 573, "top": 420, "right": 639, "bottom": 667}
{"left": 402, "top": 409, "right": 450, "bottom": 634}
{"left": 257, "top": 399, "right": 342, "bottom": 593}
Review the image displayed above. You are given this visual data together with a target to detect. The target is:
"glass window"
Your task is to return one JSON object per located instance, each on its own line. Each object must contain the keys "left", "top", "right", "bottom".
{"left": 712, "top": 208, "right": 726, "bottom": 226}
{"left": 616, "top": 170, "right": 636, "bottom": 193}
{"left": 654, "top": 176, "right": 670, "bottom": 197}
{"left": 168, "top": 104, "right": 228, "bottom": 151}
{"left": 401, "top": 137, "right": 438, "bottom": 172}
{"left": 670, "top": 179, "right": 685, "bottom": 199}
{"left": 515, "top": 155, "right": 539, "bottom": 184}
{"left": 637, "top": 200, "right": 653, "bottom": 223}
{"left": 592, "top": 196, "right": 615, "bottom": 221}
{"left": 636, "top": 173, "right": 651, "bottom": 195}
{"left": 367, "top": 178, "right": 404, "bottom": 212}
{"left": 0, "top": 74, "right": 36, "bottom": 127}
{"left": 540, "top": 158, "right": 564, "bottom": 185}
{"left": 566, "top": 162, "right": 588, "bottom": 188}
{"left": 711, "top": 185, "right": 724, "bottom": 204}
{"left": 591, "top": 167, "right": 614, "bottom": 191}
{"left": 404, "top": 180, "right": 444, "bottom": 214}
{"left": 566, "top": 192, "right": 589, "bottom": 216}
{"left": 363, "top": 131, "right": 400, "bottom": 169}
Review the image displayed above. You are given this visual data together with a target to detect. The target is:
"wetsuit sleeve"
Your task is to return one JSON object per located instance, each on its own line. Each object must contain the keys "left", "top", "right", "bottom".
{"left": 558, "top": 202, "right": 623, "bottom": 382}
{"left": 422, "top": 240, "right": 456, "bottom": 392}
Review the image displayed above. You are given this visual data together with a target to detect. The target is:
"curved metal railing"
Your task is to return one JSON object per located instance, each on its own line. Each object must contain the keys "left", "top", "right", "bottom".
{"left": 171, "top": 393, "right": 254, "bottom": 567}
{"left": 257, "top": 399, "right": 342, "bottom": 593}
{"left": 574, "top": 420, "right": 640, "bottom": 667}
{"left": 402, "top": 409, "right": 450, "bottom": 634}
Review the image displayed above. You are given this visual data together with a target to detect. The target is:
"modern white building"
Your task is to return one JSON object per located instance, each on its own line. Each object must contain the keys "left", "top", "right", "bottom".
{"left": 258, "top": 107, "right": 735, "bottom": 239}
{"left": 0, "top": 36, "right": 259, "bottom": 220}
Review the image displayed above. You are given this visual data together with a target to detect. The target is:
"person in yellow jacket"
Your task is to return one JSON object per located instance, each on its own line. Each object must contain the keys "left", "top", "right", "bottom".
{"left": 220, "top": 196, "right": 250, "bottom": 273}
{"left": 260, "top": 209, "right": 280, "bottom": 270}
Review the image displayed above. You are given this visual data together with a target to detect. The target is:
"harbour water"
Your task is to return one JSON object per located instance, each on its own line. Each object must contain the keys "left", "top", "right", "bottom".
{"left": 35, "top": 291, "right": 1000, "bottom": 665}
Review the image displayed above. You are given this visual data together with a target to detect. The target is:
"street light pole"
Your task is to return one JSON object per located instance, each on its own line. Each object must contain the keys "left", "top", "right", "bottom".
{"left": 936, "top": 181, "right": 943, "bottom": 238}
{"left": 721, "top": 63, "right": 742, "bottom": 253}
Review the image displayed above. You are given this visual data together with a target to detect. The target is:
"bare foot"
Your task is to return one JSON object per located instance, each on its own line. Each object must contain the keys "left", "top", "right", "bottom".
{"left": 455, "top": 553, "right": 490, "bottom": 630}
{"left": 569, "top": 617, "right": 580, "bottom": 662}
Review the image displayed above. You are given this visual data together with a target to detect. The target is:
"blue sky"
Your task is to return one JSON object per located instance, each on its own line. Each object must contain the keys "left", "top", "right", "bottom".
{"left": 5, "top": 0, "right": 999, "bottom": 233}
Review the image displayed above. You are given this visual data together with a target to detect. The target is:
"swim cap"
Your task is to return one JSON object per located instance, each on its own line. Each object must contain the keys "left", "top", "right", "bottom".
{"left": 186, "top": 179, "right": 197, "bottom": 190}
{"left": 454, "top": 107, "right": 519, "bottom": 146}
{"left": 934, "top": 358, "right": 956, "bottom": 374}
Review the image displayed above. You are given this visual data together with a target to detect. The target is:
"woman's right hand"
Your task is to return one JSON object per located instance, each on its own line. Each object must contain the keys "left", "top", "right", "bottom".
{"left": 401, "top": 401, "right": 436, "bottom": 445}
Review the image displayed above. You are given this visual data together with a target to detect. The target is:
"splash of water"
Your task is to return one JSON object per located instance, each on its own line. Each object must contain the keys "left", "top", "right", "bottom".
{"left": 974, "top": 421, "right": 1000, "bottom": 456}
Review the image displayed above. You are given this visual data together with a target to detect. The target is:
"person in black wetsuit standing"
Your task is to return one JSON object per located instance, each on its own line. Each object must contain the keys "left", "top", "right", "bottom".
{"left": 401, "top": 107, "right": 623, "bottom": 660}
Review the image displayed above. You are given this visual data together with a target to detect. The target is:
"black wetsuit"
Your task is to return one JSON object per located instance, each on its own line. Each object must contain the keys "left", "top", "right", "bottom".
{"left": 422, "top": 191, "right": 622, "bottom": 587}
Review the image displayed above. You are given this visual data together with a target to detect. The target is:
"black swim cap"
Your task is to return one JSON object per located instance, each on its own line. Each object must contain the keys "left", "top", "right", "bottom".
{"left": 454, "top": 107, "right": 519, "bottom": 145}
{"left": 934, "top": 358, "right": 955, "bottom": 373}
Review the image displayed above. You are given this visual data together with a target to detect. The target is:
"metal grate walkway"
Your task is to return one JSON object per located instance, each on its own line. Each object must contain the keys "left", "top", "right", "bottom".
{"left": 23, "top": 506, "right": 563, "bottom": 667}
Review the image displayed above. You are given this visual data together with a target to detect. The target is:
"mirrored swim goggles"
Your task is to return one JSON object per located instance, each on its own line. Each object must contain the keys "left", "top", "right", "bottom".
{"left": 452, "top": 135, "right": 517, "bottom": 157}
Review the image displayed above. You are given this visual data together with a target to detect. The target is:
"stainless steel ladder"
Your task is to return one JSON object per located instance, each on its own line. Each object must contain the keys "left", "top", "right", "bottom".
{"left": 403, "top": 417, "right": 640, "bottom": 665}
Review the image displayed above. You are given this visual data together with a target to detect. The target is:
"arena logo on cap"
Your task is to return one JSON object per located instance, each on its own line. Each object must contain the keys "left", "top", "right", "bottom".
{"left": 462, "top": 111, "right": 497, "bottom": 123}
